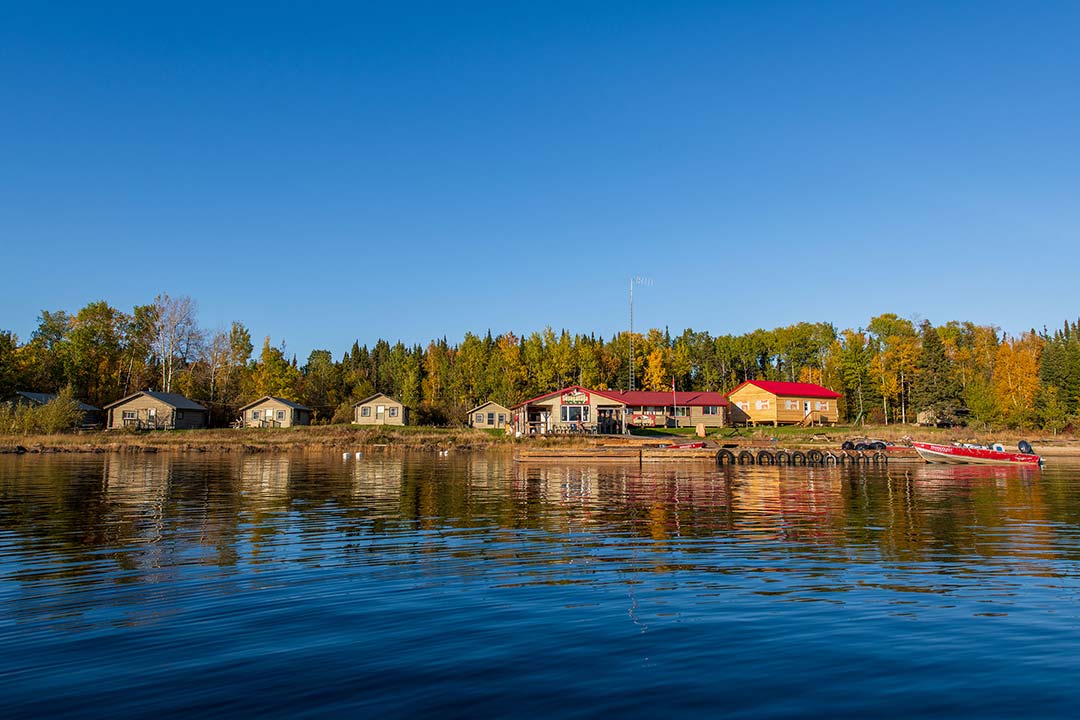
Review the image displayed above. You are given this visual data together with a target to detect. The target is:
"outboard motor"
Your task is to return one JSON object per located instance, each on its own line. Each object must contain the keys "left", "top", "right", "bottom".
{"left": 1018, "top": 440, "right": 1034, "bottom": 455}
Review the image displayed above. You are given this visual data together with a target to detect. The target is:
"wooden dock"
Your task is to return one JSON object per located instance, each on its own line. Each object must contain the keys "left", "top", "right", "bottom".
{"left": 514, "top": 447, "right": 717, "bottom": 463}
{"left": 513, "top": 444, "right": 923, "bottom": 464}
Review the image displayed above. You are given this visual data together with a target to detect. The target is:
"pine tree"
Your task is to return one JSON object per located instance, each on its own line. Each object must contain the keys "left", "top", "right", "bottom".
{"left": 912, "top": 321, "right": 964, "bottom": 425}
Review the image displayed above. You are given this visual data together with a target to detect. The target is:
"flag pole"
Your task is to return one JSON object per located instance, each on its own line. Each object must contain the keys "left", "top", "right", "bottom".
{"left": 672, "top": 375, "right": 677, "bottom": 429}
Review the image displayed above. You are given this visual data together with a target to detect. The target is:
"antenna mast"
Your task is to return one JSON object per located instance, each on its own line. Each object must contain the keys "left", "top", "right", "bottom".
{"left": 628, "top": 276, "right": 652, "bottom": 391}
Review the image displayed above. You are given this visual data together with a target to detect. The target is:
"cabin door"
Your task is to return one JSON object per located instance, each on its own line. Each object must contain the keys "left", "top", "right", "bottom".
{"left": 376, "top": 405, "right": 385, "bottom": 423}
{"left": 803, "top": 401, "right": 811, "bottom": 418}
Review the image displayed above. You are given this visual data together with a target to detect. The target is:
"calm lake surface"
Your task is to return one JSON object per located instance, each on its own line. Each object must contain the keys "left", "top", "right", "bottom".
{"left": 3, "top": 452, "right": 1080, "bottom": 718}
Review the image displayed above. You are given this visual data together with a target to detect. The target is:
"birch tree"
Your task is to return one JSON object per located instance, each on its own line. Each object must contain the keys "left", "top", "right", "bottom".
{"left": 151, "top": 294, "right": 201, "bottom": 393}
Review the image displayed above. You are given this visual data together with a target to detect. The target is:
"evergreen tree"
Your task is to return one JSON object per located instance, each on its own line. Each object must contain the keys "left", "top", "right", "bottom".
{"left": 912, "top": 321, "right": 964, "bottom": 425}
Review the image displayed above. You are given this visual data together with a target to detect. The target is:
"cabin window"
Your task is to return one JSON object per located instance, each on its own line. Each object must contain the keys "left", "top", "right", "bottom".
{"left": 498, "top": 413, "right": 506, "bottom": 424}
{"left": 148, "top": 407, "right": 156, "bottom": 417}
{"left": 702, "top": 406, "right": 718, "bottom": 415}
{"left": 560, "top": 406, "right": 590, "bottom": 422}
{"left": 756, "top": 400, "right": 769, "bottom": 411}
{"left": 675, "top": 407, "right": 689, "bottom": 417}
{"left": 361, "top": 406, "right": 371, "bottom": 417}
{"left": 122, "top": 410, "right": 137, "bottom": 420}
{"left": 737, "top": 402, "right": 749, "bottom": 411}
{"left": 389, "top": 407, "right": 398, "bottom": 418}
{"left": 785, "top": 400, "right": 796, "bottom": 410}
{"left": 487, "top": 413, "right": 495, "bottom": 425}
{"left": 475, "top": 413, "right": 484, "bottom": 424}
{"left": 277, "top": 410, "right": 285, "bottom": 420}
{"left": 252, "top": 410, "right": 260, "bottom": 419}
{"left": 815, "top": 401, "right": 829, "bottom": 411}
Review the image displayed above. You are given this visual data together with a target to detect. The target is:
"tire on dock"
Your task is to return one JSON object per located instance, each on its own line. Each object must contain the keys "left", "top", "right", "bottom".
{"left": 873, "top": 451, "right": 887, "bottom": 464}
{"left": 716, "top": 448, "right": 736, "bottom": 465}
{"left": 807, "top": 449, "right": 824, "bottom": 465}
{"left": 775, "top": 450, "right": 790, "bottom": 464}
{"left": 738, "top": 450, "right": 756, "bottom": 465}
{"left": 790, "top": 450, "right": 806, "bottom": 465}
{"left": 756, "top": 450, "right": 774, "bottom": 465}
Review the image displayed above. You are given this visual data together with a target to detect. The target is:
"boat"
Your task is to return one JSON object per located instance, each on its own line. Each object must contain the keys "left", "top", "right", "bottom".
{"left": 911, "top": 440, "right": 1042, "bottom": 466}
{"left": 665, "top": 441, "right": 707, "bottom": 449}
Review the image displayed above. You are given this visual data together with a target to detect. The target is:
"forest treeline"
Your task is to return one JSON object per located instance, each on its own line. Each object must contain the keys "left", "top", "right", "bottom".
{"left": 2, "top": 295, "right": 1079, "bottom": 431}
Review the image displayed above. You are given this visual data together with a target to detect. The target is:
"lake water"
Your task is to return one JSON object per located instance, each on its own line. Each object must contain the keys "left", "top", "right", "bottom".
{"left": 3, "top": 452, "right": 1080, "bottom": 718}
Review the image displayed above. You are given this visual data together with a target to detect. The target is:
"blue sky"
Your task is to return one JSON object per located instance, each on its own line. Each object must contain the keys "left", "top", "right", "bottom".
{"left": 2, "top": 1, "right": 1077, "bottom": 359}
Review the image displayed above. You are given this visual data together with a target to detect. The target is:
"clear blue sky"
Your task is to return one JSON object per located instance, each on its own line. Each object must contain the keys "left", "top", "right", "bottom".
{"left": 3, "top": 1, "right": 1077, "bottom": 360}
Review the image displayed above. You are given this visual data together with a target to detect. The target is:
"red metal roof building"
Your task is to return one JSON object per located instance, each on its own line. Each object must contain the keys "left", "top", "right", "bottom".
{"left": 726, "top": 380, "right": 841, "bottom": 426}
{"left": 509, "top": 386, "right": 729, "bottom": 435}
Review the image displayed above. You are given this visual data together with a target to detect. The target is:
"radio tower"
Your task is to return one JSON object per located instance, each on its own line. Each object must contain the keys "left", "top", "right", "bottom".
{"left": 628, "top": 276, "right": 652, "bottom": 390}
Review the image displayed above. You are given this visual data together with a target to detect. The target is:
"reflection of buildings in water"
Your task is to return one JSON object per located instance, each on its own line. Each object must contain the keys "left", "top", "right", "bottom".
{"left": 238, "top": 454, "right": 293, "bottom": 501}
{"left": 103, "top": 454, "right": 172, "bottom": 506}
{"left": 463, "top": 452, "right": 513, "bottom": 488}
{"left": 350, "top": 456, "right": 406, "bottom": 502}
{"left": 511, "top": 463, "right": 605, "bottom": 505}
{"left": 102, "top": 454, "right": 173, "bottom": 546}
{"left": 510, "top": 463, "right": 740, "bottom": 539}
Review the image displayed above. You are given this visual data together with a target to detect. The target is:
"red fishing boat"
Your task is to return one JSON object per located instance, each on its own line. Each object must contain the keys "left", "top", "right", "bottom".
{"left": 665, "top": 441, "right": 707, "bottom": 449}
{"left": 911, "top": 441, "right": 1042, "bottom": 466}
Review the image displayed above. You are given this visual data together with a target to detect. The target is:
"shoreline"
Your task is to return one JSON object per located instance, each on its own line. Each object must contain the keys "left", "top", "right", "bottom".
{"left": 3, "top": 425, "right": 1079, "bottom": 457}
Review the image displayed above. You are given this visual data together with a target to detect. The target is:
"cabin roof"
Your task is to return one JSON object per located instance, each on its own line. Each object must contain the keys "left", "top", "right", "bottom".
{"left": 511, "top": 385, "right": 729, "bottom": 409}
{"left": 468, "top": 401, "right": 512, "bottom": 414}
{"left": 7, "top": 391, "right": 100, "bottom": 412}
{"left": 103, "top": 391, "right": 207, "bottom": 411}
{"left": 591, "top": 389, "right": 730, "bottom": 407}
{"left": 728, "top": 380, "right": 841, "bottom": 399}
{"left": 237, "top": 396, "right": 312, "bottom": 412}
{"left": 352, "top": 393, "right": 404, "bottom": 407}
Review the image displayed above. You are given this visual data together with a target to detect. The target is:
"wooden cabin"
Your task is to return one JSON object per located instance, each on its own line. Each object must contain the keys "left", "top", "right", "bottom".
{"left": 4, "top": 391, "right": 103, "bottom": 427}
{"left": 469, "top": 401, "right": 512, "bottom": 430}
{"left": 353, "top": 393, "right": 408, "bottom": 426}
{"left": 236, "top": 396, "right": 313, "bottom": 428}
{"left": 726, "top": 380, "right": 841, "bottom": 426}
{"left": 104, "top": 391, "right": 208, "bottom": 430}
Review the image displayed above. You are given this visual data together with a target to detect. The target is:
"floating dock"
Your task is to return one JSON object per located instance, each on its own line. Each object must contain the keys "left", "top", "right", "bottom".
{"left": 513, "top": 444, "right": 923, "bottom": 464}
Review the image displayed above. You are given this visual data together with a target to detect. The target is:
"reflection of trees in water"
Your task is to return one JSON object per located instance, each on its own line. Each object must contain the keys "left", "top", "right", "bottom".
{"left": 0, "top": 455, "right": 1073, "bottom": 584}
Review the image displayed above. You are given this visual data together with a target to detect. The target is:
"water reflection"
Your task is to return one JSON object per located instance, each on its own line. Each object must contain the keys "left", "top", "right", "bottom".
{"left": 0, "top": 453, "right": 1073, "bottom": 572}
{"left": 5, "top": 453, "right": 1080, "bottom": 718}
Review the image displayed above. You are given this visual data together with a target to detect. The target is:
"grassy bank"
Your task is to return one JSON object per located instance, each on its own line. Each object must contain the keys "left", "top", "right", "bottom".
{"left": 630, "top": 424, "right": 1078, "bottom": 448}
{"left": 3, "top": 422, "right": 1076, "bottom": 455}
{"left": 0, "top": 425, "right": 523, "bottom": 454}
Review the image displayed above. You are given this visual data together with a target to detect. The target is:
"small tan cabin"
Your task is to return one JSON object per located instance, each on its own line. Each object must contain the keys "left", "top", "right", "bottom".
{"left": 104, "top": 391, "right": 208, "bottom": 430}
{"left": 4, "top": 391, "right": 103, "bottom": 427}
{"left": 353, "top": 393, "right": 408, "bottom": 426}
{"left": 469, "top": 401, "right": 511, "bottom": 430}
{"left": 237, "top": 396, "right": 313, "bottom": 428}
{"left": 727, "top": 380, "right": 841, "bottom": 427}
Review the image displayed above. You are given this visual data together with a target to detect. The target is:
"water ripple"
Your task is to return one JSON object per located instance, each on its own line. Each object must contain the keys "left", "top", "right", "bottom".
{"left": 4, "top": 454, "right": 1080, "bottom": 717}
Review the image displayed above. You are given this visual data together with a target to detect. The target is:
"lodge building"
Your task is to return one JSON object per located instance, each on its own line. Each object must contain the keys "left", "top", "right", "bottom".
{"left": 509, "top": 386, "right": 729, "bottom": 435}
